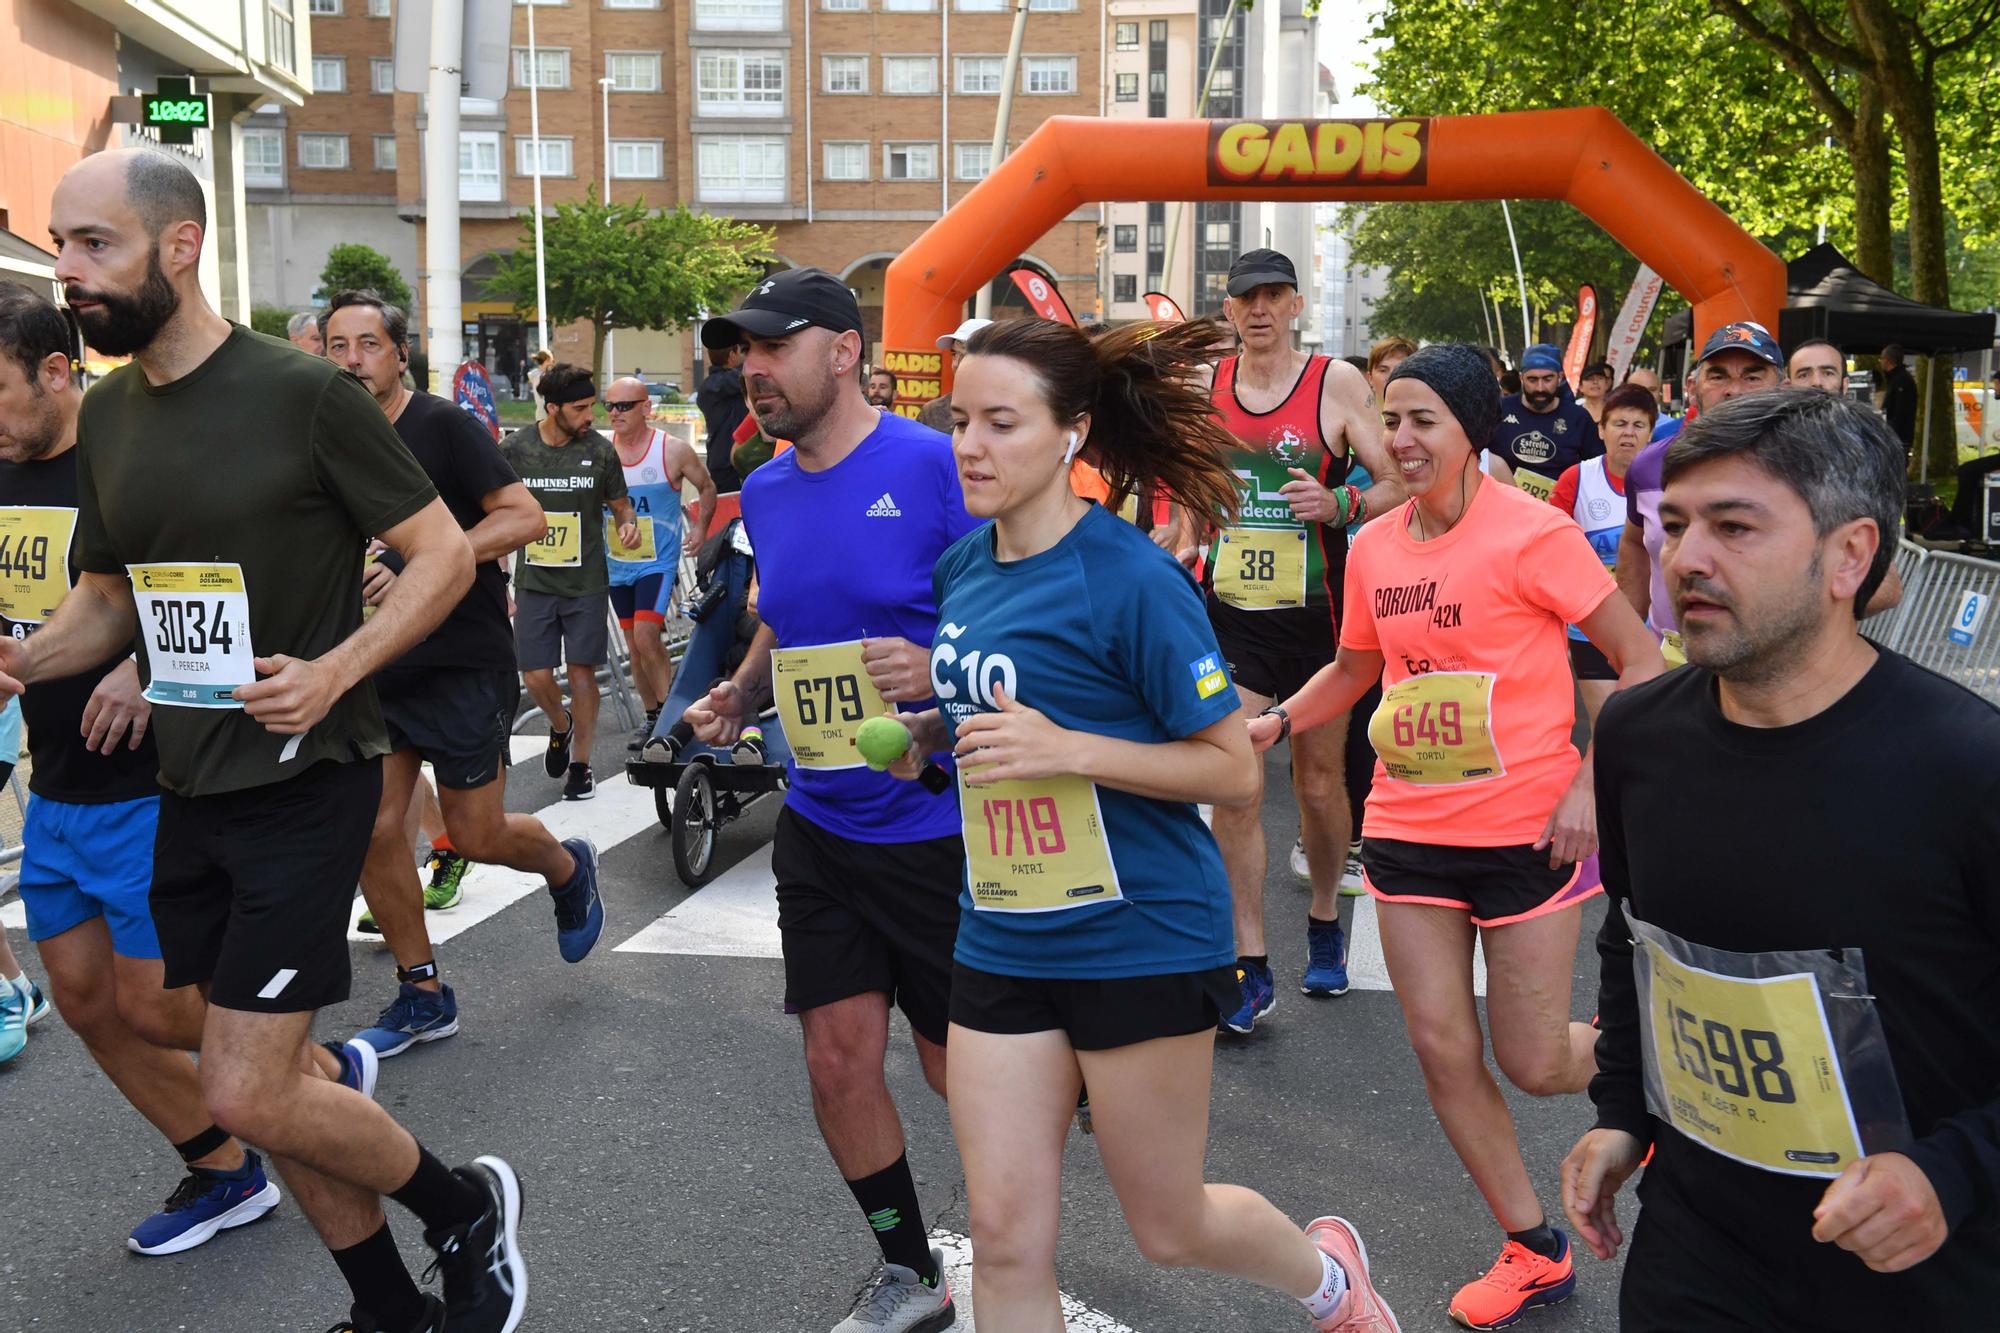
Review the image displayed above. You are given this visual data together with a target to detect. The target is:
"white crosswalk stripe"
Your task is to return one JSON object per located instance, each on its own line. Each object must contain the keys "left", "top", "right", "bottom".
{"left": 931, "top": 1230, "right": 1140, "bottom": 1333}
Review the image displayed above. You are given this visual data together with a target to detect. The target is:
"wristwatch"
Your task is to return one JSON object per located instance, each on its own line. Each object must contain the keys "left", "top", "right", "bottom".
{"left": 1258, "top": 703, "right": 1291, "bottom": 743}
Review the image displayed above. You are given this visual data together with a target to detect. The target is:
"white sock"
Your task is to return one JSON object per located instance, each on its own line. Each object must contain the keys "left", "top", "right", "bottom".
{"left": 1300, "top": 1247, "right": 1350, "bottom": 1320}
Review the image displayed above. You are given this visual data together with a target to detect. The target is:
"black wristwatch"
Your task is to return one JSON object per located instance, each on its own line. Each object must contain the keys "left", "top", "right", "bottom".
{"left": 1259, "top": 704, "right": 1291, "bottom": 743}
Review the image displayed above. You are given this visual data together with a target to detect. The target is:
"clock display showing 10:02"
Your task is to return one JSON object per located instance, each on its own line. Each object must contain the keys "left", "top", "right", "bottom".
{"left": 144, "top": 97, "right": 209, "bottom": 126}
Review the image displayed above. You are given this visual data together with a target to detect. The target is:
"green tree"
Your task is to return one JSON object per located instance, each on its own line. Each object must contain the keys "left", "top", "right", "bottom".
{"left": 314, "top": 242, "right": 414, "bottom": 310}
{"left": 250, "top": 303, "right": 295, "bottom": 340}
{"left": 483, "top": 190, "right": 774, "bottom": 380}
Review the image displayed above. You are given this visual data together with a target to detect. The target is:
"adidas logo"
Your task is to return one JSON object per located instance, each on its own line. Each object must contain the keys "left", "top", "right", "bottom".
{"left": 866, "top": 492, "right": 901, "bottom": 517}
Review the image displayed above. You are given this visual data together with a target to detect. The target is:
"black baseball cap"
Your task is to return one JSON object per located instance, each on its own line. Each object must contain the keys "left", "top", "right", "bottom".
{"left": 1226, "top": 248, "right": 1298, "bottom": 298}
{"left": 701, "top": 267, "right": 865, "bottom": 350}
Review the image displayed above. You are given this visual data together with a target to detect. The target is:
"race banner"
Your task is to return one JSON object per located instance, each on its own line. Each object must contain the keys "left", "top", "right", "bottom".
{"left": 1009, "top": 270, "right": 1076, "bottom": 325}
{"left": 1562, "top": 284, "right": 1599, "bottom": 389}
{"left": 1605, "top": 265, "right": 1665, "bottom": 382}
{"left": 1142, "top": 291, "right": 1186, "bottom": 323}
{"left": 1207, "top": 118, "right": 1431, "bottom": 188}
{"left": 452, "top": 361, "right": 500, "bottom": 440}
{"left": 882, "top": 347, "right": 944, "bottom": 419}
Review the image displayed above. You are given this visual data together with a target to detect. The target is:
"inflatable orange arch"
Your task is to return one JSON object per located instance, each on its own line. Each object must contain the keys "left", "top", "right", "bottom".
{"left": 881, "top": 107, "right": 1784, "bottom": 406}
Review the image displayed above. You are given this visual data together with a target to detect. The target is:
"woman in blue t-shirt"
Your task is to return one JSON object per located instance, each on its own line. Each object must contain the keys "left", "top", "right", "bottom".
{"left": 891, "top": 318, "right": 1399, "bottom": 1332}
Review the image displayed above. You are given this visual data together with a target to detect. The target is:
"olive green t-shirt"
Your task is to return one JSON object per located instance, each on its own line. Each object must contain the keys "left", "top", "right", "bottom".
{"left": 501, "top": 425, "right": 627, "bottom": 598}
{"left": 72, "top": 326, "right": 437, "bottom": 797}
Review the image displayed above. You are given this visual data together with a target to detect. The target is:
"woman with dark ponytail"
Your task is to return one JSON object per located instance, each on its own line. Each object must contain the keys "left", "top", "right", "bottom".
{"left": 890, "top": 317, "right": 1399, "bottom": 1331}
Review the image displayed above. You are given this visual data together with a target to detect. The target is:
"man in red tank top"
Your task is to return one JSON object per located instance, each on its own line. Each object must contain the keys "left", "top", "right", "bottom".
{"left": 1197, "top": 249, "right": 1405, "bottom": 1032}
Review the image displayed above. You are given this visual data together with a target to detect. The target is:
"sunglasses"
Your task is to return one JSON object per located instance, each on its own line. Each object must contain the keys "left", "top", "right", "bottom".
{"left": 604, "top": 399, "right": 648, "bottom": 412}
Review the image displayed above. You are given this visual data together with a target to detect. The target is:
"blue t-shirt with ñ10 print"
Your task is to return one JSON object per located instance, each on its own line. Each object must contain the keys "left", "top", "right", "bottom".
{"left": 931, "top": 502, "right": 1241, "bottom": 980}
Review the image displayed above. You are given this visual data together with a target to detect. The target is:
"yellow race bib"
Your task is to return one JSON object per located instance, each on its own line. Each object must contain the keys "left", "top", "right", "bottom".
{"left": 1368, "top": 672, "right": 1505, "bottom": 785}
{"left": 1513, "top": 468, "right": 1558, "bottom": 502}
{"left": 526, "top": 513, "right": 582, "bottom": 567}
{"left": 607, "top": 514, "right": 656, "bottom": 562}
{"left": 1660, "top": 628, "right": 1687, "bottom": 668}
{"left": 0, "top": 506, "right": 76, "bottom": 626}
{"left": 961, "top": 768, "right": 1122, "bottom": 912}
{"left": 771, "top": 640, "right": 890, "bottom": 770}
{"left": 1212, "top": 527, "right": 1308, "bottom": 610}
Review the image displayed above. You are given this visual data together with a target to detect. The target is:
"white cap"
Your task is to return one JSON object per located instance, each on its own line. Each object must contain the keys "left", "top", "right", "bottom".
{"left": 935, "top": 317, "right": 993, "bottom": 351}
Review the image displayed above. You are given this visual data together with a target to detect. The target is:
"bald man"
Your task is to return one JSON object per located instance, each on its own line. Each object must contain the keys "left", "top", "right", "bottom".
{"left": 603, "top": 375, "right": 714, "bottom": 739}
{"left": 20, "top": 147, "right": 525, "bottom": 1333}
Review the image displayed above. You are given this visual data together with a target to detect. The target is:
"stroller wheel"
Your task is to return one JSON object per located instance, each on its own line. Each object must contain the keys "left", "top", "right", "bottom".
{"left": 672, "top": 763, "right": 720, "bottom": 886}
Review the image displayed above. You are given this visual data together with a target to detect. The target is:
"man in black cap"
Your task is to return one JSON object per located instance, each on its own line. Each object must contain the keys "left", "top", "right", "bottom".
{"left": 1198, "top": 247, "right": 1404, "bottom": 1033}
{"left": 696, "top": 334, "right": 749, "bottom": 494}
{"left": 1877, "top": 344, "right": 1918, "bottom": 450}
{"left": 682, "top": 267, "right": 976, "bottom": 1333}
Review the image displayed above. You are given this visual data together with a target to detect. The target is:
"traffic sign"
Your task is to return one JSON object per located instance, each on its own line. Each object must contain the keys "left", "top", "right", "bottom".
{"left": 453, "top": 361, "right": 500, "bottom": 440}
{"left": 1947, "top": 589, "right": 1987, "bottom": 647}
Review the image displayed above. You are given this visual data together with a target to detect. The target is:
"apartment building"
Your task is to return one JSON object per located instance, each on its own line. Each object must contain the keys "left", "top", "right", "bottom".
{"left": 1, "top": 0, "right": 311, "bottom": 320}
{"left": 247, "top": 0, "right": 1103, "bottom": 388}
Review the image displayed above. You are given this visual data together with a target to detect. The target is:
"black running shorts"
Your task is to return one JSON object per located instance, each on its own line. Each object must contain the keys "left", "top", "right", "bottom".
{"left": 772, "top": 805, "right": 961, "bottom": 1045}
{"left": 949, "top": 962, "right": 1239, "bottom": 1051}
{"left": 1361, "top": 837, "right": 1599, "bottom": 927}
{"left": 1568, "top": 637, "right": 1617, "bottom": 682}
{"left": 150, "top": 757, "right": 380, "bottom": 1013}
{"left": 1214, "top": 638, "right": 1329, "bottom": 704}
{"left": 378, "top": 666, "right": 521, "bottom": 790}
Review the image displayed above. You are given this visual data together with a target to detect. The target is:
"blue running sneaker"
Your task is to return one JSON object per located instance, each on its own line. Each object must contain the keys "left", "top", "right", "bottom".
{"left": 1302, "top": 920, "right": 1350, "bottom": 997}
{"left": 550, "top": 837, "right": 603, "bottom": 963}
{"left": 0, "top": 978, "right": 26, "bottom": 1065}
{"left": 355, "top": 983, "right": 460, "bottom": 1059}
{"left": 127, "top": 1150, "right": 281, "bottom": 1255}
{"left": 322, "top": 1037, "right": 379, "bottom": 1099}
{"left": 1221, "top": 962, "right": 1276, "bottom": 1035}
{"left": 16, "top": 975, "right": 50, "bottom": 1026}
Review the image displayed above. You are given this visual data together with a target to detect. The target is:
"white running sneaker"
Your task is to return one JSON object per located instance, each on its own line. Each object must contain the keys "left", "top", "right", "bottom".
{"left": 1341, "top": 840, "right": 1368, "bottom": 897}
{"left": 831, "top": 1248, "right": 956, "bottom": 1332}
{"left": 1290, "top": 837, "right": 1311, "bottom": 880}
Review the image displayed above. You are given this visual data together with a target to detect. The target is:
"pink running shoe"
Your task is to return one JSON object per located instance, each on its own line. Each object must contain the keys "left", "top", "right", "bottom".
{"left": 1306, "top": 1216, "right": 1401, "bottom": 1333}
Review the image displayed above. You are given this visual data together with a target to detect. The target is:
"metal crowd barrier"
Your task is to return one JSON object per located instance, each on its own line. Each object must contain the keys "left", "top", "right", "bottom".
{"left": 1872, "top": 543, "right": 2000, "bottom": 704}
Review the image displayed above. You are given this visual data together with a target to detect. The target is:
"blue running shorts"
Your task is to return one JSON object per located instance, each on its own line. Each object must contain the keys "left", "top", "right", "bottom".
{"left": 17, "top": 794, "right": 164, "bottom": 958}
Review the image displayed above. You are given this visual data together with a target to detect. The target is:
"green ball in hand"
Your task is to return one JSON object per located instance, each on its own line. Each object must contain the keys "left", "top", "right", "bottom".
{"left": 856, "top": 715, "right": 913, "bottom": 771}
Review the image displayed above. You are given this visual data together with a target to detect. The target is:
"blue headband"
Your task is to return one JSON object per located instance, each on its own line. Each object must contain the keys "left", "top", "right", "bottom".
{"left": 1518, "top": 344, "right": 1562, "bottom": 373}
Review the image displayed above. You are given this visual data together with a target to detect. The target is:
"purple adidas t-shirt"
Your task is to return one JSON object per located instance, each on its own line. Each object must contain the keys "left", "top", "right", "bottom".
{"left": 1624, "top": 437, "right": 1675, "bottom": 633}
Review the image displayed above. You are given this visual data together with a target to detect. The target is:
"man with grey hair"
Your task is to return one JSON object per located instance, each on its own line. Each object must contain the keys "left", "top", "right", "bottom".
{"left": 1563, "top": 389, "right": 2000, "bottom": 1329}
{"left": 287, "top": 310, "right": 322, "bottom": 356}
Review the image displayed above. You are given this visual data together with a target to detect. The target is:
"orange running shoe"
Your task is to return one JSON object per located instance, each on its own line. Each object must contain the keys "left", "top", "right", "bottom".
{"left": 1448, "top": 1231, "right": 1575, "bottom": 1329}
{"left": 1305, "top": 1216, "right": 1401, "bottom": 1332}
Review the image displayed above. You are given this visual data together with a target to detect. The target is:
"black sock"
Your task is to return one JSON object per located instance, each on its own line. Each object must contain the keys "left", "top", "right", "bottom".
{"left": 1508, "top": 1220, "right": 1561, "bottom": 1259}
{"left": 173, "top": 1124, "right": 231, "bottom": 1165}
{"left": 332, "top": 1220, "right": 428, "bottom": 1332}
{"left": 845, "top": 1155, "right": 937, "bottom": 1285}
{"left": 1307, "top": 914, "right": 1340, "bottom": 931}
{"left": 388, "top": 1146, "right": 485, "bottom": 1231}
{"left": 1237, "top": 953, "right": 1269, "bottom": 972}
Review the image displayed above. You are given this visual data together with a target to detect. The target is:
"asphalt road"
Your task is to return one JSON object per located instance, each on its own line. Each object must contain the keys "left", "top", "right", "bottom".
{"left": 0, "top": 718, "right": 1625, "bottom": 1332}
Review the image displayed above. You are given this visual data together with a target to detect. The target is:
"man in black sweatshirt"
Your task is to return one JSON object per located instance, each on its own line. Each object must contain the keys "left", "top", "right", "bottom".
{"left": 1564, "top": 389, "right": 2000, "bottom": 1331}
{"left": 696, "top": 336, "right": 749, "bottom": 494}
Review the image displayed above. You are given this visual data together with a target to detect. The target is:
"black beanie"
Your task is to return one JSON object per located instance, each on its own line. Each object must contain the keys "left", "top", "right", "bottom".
{"left": 1385, "top": 344, "right": 1501, "bottom": 449}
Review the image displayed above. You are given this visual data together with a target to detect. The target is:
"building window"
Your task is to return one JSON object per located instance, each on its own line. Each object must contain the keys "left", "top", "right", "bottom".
{"left": 1022, "top": 56, "right": 1074, "bottom": 95}
{"left": 311, "top": 56, "right": 345, "bottom": 92}
{"left": 1028, "top": 0, "right": 1075, "bottom": 8}
{"left": 298, "top": 132, "right": 349, "bottom": 169}
{"left": 952, "top": 142, "right": 990, "bottom": 180}
{"left": 511, "top": 47, "right": 569, "bottom": 89}
{"left": 697, "top": 135, "right": 786, "bottom": 202}
{"left": 883, "top": 56, "right": 938, "bottom": 96}
{"left": 823, "top": 0, "right": 863, "bottom": 8}
{"left": 611, "top": 139, "right": 664, "bottom": 178}
{"left": 955, "top": 0, "right": 1003, "bottom": 10}
{"left": 823, "top": 55, "right": 867, "bottom": 93}
{"left": 267, "top": 0, "right": 297, "bottom": 75}
{"left": 368, "top": 0, "right": 390, "bottom": 15}
{"left": 1147, "top": 19, "right": 1168, "bottom": 117}
{"left": 1113, "top": 224, "right": 1137, "bottom": 253}
{"left": 371, "top": 58, "right": 395, "bottom": 93}
{"left": 695, "top": 50, "right": 781, "bottom": 112}
{"left": 884, "top": 141, "right": 937, "bottom": 180}
{"left": 823, "top": 140, "right": 867, "bottom": 180}
{"left": 608, "top": 51, "right": 663, "bottom": 93}
{"left": 1115, "top": 21, "right": 1139, "bottom": 49}
{"left": 694, "top": 0, "right": 783, "bottom": 30}
{"left": 373, "top": 134, "right": 397, "bottom": 169}
{"left": 604, "top": 0, "right": 658, "bottom": 7}
{"left": 954, "top": 55, "right": 1001, "bottom": 94}
{"left": 513, "top": 0, "right": 563, "bottom": 5}
{"left": 1114, "top": 274, "right": 1137, "bottom": 304}
{"left": 459, "top": 131, "right": 502, "bottom": 201}
{"left": 242, "top": 128, "right": 285, "bottom": 186}
{"left": 308, "top": 0, "right": 340, "bottom": 14}
{"left": 1114, "top": 72, "right": 1138, "bottom": 102}
{"left": 881, "top": 0, "right": 934, "bottom": 8}
{"left": 514, "top": 135, "right": 573, "bottom": 176}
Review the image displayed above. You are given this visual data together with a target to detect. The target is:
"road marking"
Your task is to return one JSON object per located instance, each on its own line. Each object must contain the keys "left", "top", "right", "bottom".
{"left": 931, "top": 1230, "right": 1139, "bottom": 1332}
{"left": 614, "top": 843, "right": 782, "bottom": 957}
{"left": 1, "top": 898, "right": 23, "bottom": 930}
{"left": 1344, "top": 892, "right": 1486, "bottom": 997}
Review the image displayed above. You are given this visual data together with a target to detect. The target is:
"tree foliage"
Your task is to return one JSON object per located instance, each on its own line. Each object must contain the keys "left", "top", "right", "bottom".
{"left": 315, "top": 243, "right": 414, "bottom": 311}
{"left": 249, "top": 303, "right": 294, "bottom": 340}
{"left": 483, "top": 191, "right": 774, "bottom": 379}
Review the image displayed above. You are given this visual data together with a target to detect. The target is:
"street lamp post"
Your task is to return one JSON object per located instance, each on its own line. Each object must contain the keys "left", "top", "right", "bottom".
{"left": 600, "top": 74, "right": 615, "bottom": 386}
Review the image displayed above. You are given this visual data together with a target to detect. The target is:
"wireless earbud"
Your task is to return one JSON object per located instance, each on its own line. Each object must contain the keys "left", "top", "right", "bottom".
{"left": 1063, "top": 431, "right": 1080, "bottom": 464}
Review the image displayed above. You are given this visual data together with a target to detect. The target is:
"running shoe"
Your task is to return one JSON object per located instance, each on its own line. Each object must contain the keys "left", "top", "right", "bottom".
{"left": 1306, "top": 1216, "right": 1400, "bottom": 1332}
{"left": 1448, "top": 1231, "right": 1575, "bottom": 1330}
{"left": 323, "top": 1295, "right": 446, "bottom": 1333}
{"left": 127, "top": 1151, "right": 281, "bottom": 1255}
{"left": 1342, "top": 840, "right": 1368, "bottom": 897}
{"left": 1220, "top": 962, "right": 1276, "bottom": 1035}
{"left": 626, "top": 708, "right": 660, "bottom": 753}
{"left": 543, "top": 711, "right": 573, "bottom": 779}
{"left": 424, "top": 1156, "right": 527, "bottom": 1333}
{"left": 550, "top": 837, "right": 604, "bottom": 963}
{"left": 1074, "top": 1087, "right": 1093, "bottom": 1136}
{"left": 15, "top": 974, "right": 50, "bottom": 1026}
{"left": 1290, "top": 836, "right": 1311, "bottom": 880}
{"left": 1302, "top": 921, "right": 1351, "bottom": 997}
{"left": 561, "top": 762, "right": 595, "bottom": 801}
{"left": 355, "top": 983, "right": 460, "bottom": 1058}
{"left": 322, "top": 1037, "right": 380, "bottom": 1099}
{"left": 0, "top": 979, "right": 28, "bottom": 1064}
{"left": 831, "top": 1247, "right": 955, "bottom": 1332}
{"left": 424, "top": 849, "right": 469, "bottom": 910}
